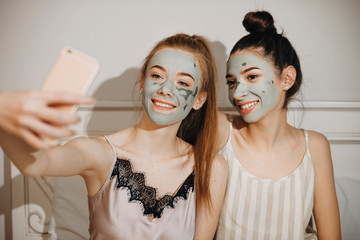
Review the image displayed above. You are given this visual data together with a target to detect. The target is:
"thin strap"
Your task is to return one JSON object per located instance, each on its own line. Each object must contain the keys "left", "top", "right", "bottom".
{"left": 88, "top": 136, "right": 119, "bottom": 198}
{"left": 104, "top": 135, "right": 117, "bottom": 159}
{"left": 303, "top": 129, "right": 309, "bottom": 153}
{"left": 229, "top": 122, "right": 233, "bottom": 141}
{"left": 218, "top": 114, "right": 233, "bottom": 154}
{"left": 225, "top": 113, "right": 234, "bottom": 144}
{"left": 224, "top": 121, "right": 233, "bottom": 146}
{"left": 103, "top": 135, "right": 118, "bottom": 180}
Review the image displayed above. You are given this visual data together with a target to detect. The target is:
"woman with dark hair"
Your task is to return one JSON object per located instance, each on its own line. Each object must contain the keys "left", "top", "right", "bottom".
{"left": 0, "top": 33, "right": 228, "bottom": 240}
{"left": 215, "top": 11, "right": 340, "bottom": 239}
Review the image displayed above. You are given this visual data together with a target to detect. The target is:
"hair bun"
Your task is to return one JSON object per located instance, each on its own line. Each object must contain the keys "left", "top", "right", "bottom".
{"left": 242, "top": 11, "right": 277, "bottom": 34}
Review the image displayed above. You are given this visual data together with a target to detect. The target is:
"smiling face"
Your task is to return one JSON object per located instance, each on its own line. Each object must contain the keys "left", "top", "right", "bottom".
{"left": 226, "top": 51, "right": 279, "bottom": 123}
{"left": 142, "top": 49, "right": 201, "bottom": 125}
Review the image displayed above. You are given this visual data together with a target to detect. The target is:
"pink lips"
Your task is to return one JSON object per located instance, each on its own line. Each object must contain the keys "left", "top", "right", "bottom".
{"left": 151, "top": 98, "right": 177, "bottom": 112}
{"left": 237, "top": 100, "right": 259, "bottom": 115}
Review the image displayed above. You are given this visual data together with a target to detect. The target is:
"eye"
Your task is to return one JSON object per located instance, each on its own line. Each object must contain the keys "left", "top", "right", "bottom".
{"left": 226, "top": 80, "right": 236, "bottom": 85}
{"left": 175, "top": 74, "right": 194, "bottom": 89}
{"left": 227, "top": 81, "right": 237, "bottom": 89}
{"left": 149, "top": 67, "right": 166, "bottom": 81}
{"left": 226, "top": 75, "right": 237, "bottom": 89}
{"left": 149, "top": 71, "right": 165, "bottom": 81}
{"left": 151, "top": 74, "right": 162, "bottom": 79}
{"left": 176, "top": 79, "right": 192, "bottom": 89}
{"left": 247, "top": 74, "right": 258, "bottom": 80}
{"left": 242, "top": 68, "right": 264, "bottom": 82}
{"left": 178, "top": 81, "right": 190, "bottom": 87}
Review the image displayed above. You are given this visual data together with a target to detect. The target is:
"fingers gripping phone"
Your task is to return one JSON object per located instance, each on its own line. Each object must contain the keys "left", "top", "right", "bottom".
{"left": 42, "top": 47, "right": 100, "bottom": 112}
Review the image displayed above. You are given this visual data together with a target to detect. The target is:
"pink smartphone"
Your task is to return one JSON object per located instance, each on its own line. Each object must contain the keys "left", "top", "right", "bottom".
{"left": 42, "top": 47, "right": 100, "bottom": 112}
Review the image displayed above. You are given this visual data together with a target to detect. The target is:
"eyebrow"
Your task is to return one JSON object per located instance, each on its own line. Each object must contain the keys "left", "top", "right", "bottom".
{"left": 241, "top": 66, "right": 261, "bottom": 73}
{"left": 151, "top": 65, "right": 195, "bottom": 82}
{"left": 150, "top": 65, "right": 167, "bottom": 72}
{"left": 226, "top": 66, "right": 261, "bottom": 78}
{"left": 178, "top": 72, "right": 195, "bottom": 82}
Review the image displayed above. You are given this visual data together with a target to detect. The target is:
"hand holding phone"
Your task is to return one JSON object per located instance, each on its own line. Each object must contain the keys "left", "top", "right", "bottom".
{"left": 42, "top": 47, "right": 100, "bottom": 112}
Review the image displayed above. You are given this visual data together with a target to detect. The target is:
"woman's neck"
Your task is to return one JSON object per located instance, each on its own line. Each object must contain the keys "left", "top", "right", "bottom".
{"left": 242, "top": 108, "right": 291, "bottom": 149}
{"left": 127, "top": 113, "right": 187, "bottom": 160}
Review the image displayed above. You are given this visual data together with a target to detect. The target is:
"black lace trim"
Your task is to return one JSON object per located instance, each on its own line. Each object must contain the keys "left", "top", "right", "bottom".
{"left": 110, "top": 158, "right": 194, "bottom": 218}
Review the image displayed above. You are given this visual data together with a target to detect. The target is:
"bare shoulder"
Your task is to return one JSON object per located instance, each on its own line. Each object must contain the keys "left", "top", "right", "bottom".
{"left": 307, "top": 130, "right": 331, "bottom": 155}
{"left": 211, "top": 153, "right": 228, "bottom": 179}
{"left": 216, "top": 112, "right": 232, "bottom": 151}
{"left": 217, "top": 112, "right": 239, "bottom": 125}
{"left": 307, "top": 130, "right": 332, "bottom": 169}
{"left": 65, "top": 136, "right": 113, "bottom": 162}
{"left": 308, "top": 130, "right": 330, "bottom": 147}
{"left": 66, "top": 136, "right": 109, "bottom": 151}
{"left": 217, "top": 111, "right": 230, "bottom": 125}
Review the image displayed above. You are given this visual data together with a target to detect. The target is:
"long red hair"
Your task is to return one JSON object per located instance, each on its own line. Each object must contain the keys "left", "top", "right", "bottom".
{"left": 140, "top": 33, "right": 218, "bottom": 208}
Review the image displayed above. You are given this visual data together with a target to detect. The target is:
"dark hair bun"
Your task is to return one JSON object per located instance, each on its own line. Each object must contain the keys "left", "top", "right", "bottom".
{"left": 243, "top": 11, "right": 277, "bottom": 34}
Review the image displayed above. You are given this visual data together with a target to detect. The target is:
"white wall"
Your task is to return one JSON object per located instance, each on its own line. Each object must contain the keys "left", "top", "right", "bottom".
{"left": 1, "top": 0, "right": 359, "bottom": 239}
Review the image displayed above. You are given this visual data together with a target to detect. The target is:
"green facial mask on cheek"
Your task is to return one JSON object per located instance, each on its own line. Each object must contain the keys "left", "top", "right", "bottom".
{"left": 227, "top": 54, "right": 278, "bottom": 123}
{"left": 142, "top": 49, "right": 201, "bottom": 125}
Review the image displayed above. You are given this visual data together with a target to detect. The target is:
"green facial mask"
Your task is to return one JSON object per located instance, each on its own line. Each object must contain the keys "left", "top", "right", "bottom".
{"left": 227, "top": 54, "right": 278, "bottom": 123}
{"left": 142, "top": 49, "right": 201, "bottom": 125}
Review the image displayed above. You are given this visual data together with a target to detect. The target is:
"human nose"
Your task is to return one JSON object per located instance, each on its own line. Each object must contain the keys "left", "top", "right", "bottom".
{"left": 157, "top": 79, "right": 173, "bottom": 97}
{"left": 233, "top": 83, "right": 249, "bottom": 100}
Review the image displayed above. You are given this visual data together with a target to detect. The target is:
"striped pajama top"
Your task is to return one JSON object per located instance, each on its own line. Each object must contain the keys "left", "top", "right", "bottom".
{"left": 216, "top": 125, "right": 317, "bottom": 240}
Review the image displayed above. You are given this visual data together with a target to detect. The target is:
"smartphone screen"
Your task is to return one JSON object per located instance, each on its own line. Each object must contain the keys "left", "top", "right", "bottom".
{"left": 42, "top": 47, "right": 100, "bottom": 112}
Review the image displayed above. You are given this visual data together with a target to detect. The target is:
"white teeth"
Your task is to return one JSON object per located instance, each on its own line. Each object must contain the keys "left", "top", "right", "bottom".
{"left": 154, "top": 101, "right": 174, "bottom": 108}
{"left": 241, "top": 101, "right": 257, "bottom": 109}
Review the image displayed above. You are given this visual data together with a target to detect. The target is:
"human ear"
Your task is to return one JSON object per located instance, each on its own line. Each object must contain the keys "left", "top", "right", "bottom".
{"left": 192, "top": 91, "right": 207, "bottom": 110}
{"left": 139, "top": 77, "right": 145, "bottom": 93}
{"left": 282, "top": 66, "right": 296, "bottom": 91}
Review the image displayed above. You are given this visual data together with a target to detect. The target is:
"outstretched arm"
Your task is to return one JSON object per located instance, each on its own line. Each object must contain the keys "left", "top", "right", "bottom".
{"left": 309, "top": 131, "right": 341, "bottom": 240}
{"left": 1, "top": 130, "right": 102, "bottom": 176}
{"left": 194, "top": 154, "right": 228, "bottom": 240}
{"left": 0, "top": 129, "right": 112, "bottom": 196}
{"left": 0, "top": 90, "right": 94, "bottom": 149}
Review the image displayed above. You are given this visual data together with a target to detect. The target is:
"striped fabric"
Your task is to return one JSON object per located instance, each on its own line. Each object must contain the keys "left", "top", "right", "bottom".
{"left": 216, "top": 127, "right": 317, "bottom": 240}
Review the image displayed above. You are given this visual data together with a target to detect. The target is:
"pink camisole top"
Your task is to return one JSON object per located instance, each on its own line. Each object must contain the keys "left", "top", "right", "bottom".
{"left": 88, "top": 136, "right": 196, "bottom": 240}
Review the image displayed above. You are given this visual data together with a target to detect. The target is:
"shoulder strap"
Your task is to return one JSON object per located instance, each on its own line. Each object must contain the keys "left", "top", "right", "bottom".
{"left": 103, "top": 135, "right": 118, "bottom": 181}
{"left": 104, "top": 135, "right": 117, "bottom": 159}
{"left": 225, "top": 121, "right": 233, "bottom": 145}
{"left": 303, "top": 129, "right": 310, "bottom": 153}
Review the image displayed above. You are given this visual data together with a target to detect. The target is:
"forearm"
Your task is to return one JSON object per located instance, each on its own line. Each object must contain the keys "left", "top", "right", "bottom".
{"left": 194, "top": 155, "right": 228, "bottom": 239}
{"left": 314, "top": 177, "right": 341, "bottom": 240}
